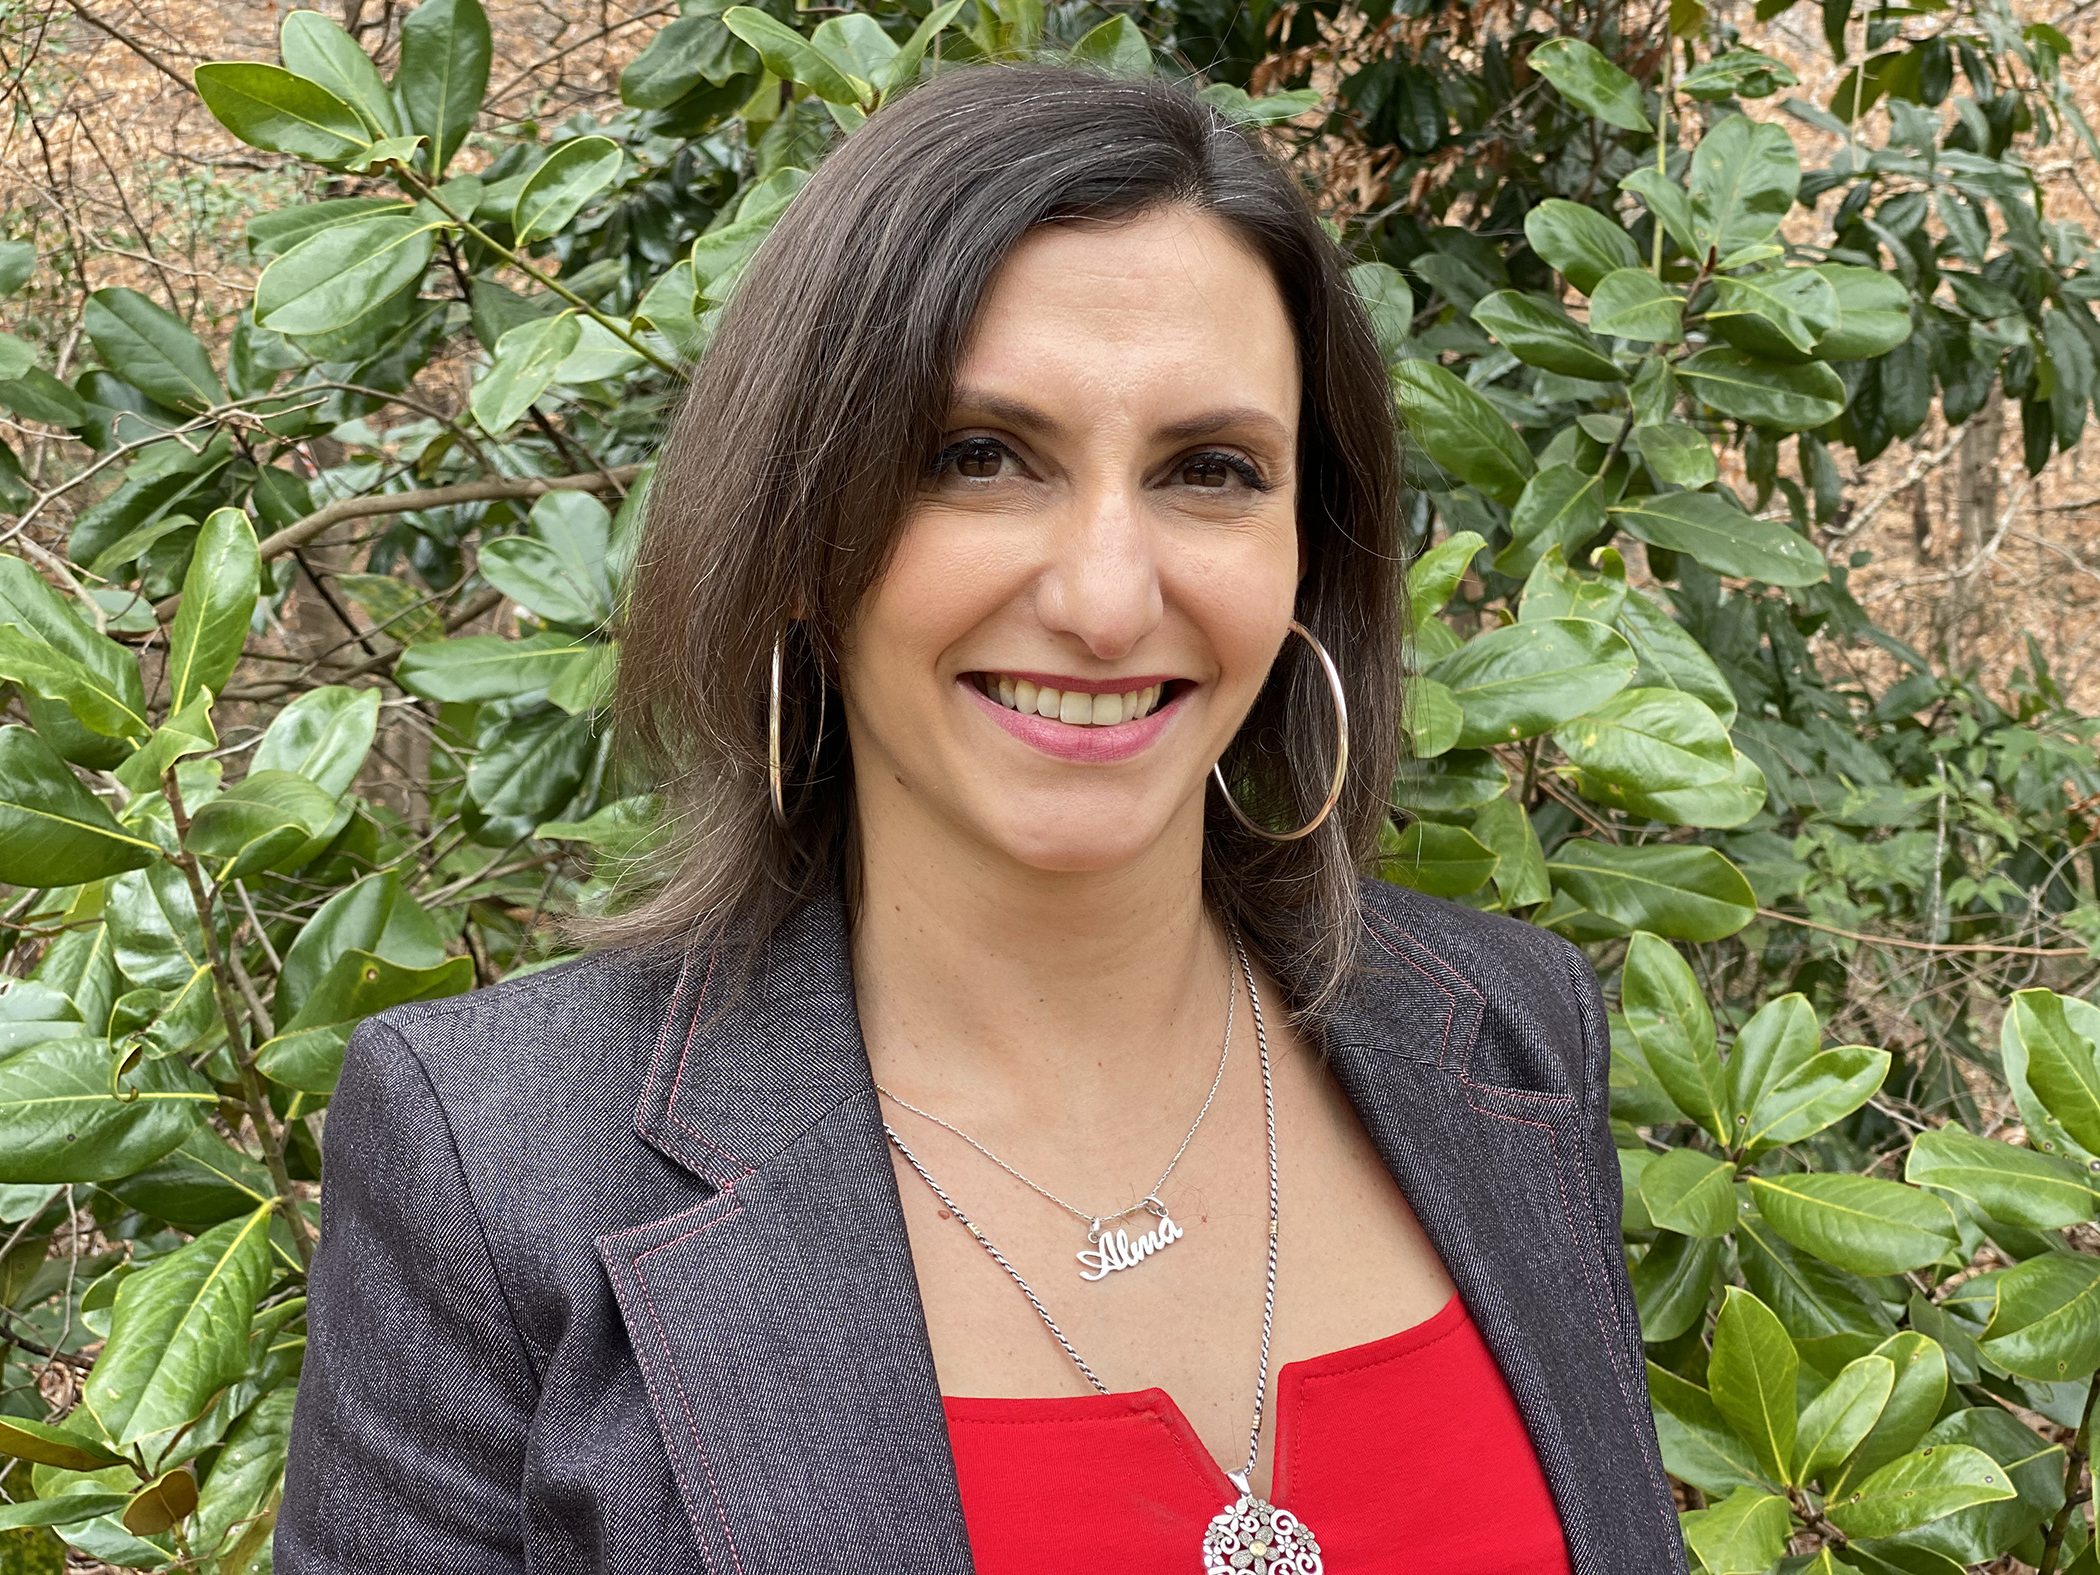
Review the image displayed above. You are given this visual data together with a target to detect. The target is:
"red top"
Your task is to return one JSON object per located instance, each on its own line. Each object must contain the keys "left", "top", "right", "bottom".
{"left": 942, "top": 1293, "right": 1571, "bottom": 1574}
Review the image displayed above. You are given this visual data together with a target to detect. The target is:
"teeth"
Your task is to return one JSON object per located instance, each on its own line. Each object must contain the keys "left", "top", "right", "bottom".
{"left": 979, "top": 675, "right": 1167, "bottom": 727}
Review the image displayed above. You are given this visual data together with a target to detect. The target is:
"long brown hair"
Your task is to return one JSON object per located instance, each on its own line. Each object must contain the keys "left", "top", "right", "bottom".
{"left": 599, "top": 62, "right": 1407, "bottom": 1022}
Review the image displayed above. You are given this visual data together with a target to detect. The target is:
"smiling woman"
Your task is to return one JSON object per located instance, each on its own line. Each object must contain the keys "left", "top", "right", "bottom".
{"left": 277, "top": 64, "right": 1682, "bottom": 1575}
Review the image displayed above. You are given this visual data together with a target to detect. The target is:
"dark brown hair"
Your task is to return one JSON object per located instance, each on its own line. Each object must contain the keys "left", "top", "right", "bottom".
{"left": 601, "top": 62, "right": 1407, "bottom": 1021}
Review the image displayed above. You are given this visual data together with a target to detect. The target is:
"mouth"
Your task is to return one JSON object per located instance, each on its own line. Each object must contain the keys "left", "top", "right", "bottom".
{"left": 959, "top": 670, "right": 1189, "bottom": 764}
{"left": 971, "top": 672, "right": 1175, "bottom": 728}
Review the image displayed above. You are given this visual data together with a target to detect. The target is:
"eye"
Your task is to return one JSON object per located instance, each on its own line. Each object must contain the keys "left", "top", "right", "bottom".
{"left": 933, "top": 437, "right": 1015, "bottom": 482}
{"left": 1173, "top": 451, "right": 1267, "bottom": 492}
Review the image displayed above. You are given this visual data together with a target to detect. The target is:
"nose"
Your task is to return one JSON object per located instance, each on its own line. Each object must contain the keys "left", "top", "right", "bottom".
{"left": 1033, "top": 478, "right": 1161, "bottom": 662}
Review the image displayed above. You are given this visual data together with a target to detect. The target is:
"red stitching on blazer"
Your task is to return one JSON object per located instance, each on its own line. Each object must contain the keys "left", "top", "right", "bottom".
{"left": 643, "top": 949, "right": 758, "bottom": 1184}
{"left": 626, "top": 1197, "right": 750, "bottom": 1575}
{"left": 601, "top": 1263, "right": 722, "bottom": 1575}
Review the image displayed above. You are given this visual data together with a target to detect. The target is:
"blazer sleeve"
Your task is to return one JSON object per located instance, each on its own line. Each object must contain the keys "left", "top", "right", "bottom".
{"left": 276, "top": 1017, "right": 536, "bottom": 1574}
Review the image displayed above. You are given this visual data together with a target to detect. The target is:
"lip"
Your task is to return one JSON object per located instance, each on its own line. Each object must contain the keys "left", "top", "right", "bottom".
{"left": 960, "top": 676, "right": 1187, "bottom": 764}
{"left": 988, "top": 671, "right": 1182, "bottom": 697}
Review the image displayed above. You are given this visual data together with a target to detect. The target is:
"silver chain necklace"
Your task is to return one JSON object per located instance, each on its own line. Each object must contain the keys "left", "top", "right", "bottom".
{"left": 875, "top": 946, "right": 1234, "bottom": 1282}
{"left": 882, "top": 929, "right": 1325, "bottom": 1574}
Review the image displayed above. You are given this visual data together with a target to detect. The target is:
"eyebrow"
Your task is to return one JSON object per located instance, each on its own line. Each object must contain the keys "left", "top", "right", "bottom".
{"left": 947, "top": 389, "right": 1292, "bottom": 448}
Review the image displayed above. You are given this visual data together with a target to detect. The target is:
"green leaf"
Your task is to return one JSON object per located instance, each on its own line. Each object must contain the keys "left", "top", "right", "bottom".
{"left": 194, "top": 1387, "right": 297, "bottom": 1556}
{"left": 395, "top": 0, "right": 491, "bottom": 175}
{"left": 1524, "top": 199, "right": 1642, "bottom": 295}
{"left": 184, "top": 769, "right": 340, "bottom": 879}
{"left": 0, "top": 616, "right": 149, "bottom": 748}
{"left": 1639, "top": 1146, "right": 1737, "bottom": 1236}
{"left": 1473, "top": 290, "right": 1624, "bottom": 379}
{"left": 0, "top": 727, "right": 158, "bottom": 884}
{"left": 107, "top": 1128, "right": 275, "bottom": 1231}
{"left": 1619, "top": 930, "right": 1726, "bottom": 1138}
{"left": 1679, "top": 346, "right": 1846, "bottom": 432}
{"left": 1824, "top": 1331, "right": 1948, "bottom": 1498}
{"left": 1406, "top": 529, "right": 1486, "bottom": 626}
{"left": 393, "top": 630, "right": 591, "bottom": 701}
{"left": 723, "top": 6, "right": 868, "bottom": 105}
{"left": 513, "top": 136, "right": 623, "bottom": 245}
{"left": 193, "top": 62, "right": 372, "bottom": 164}
{"left": 1632, "top": 422, "right": 1719, "bottom": 488}
{"left": 1495, "top": 462, "right": 1615, "bottom": 580}
{"left": 255, "top": 951, "right": 474, "bottom": 1095}
{"left": 254, "top": 214, "right": 436, "bottom": 339}
{"left": 1747, "top": 1173, "right": 1959, "bottom": 1275}
{"left": 1709, "top": 268, "right": 1840, "bottom": 359}
{"left": 1528, "top": 37, "right": 1650, "bottom": 130}
{"left": 1620, "top": 167, "right": 1700, "bottom": 258}
{"left": 480, "top": 491, "right": 613, "bottom": 626}
{"left": 621, "top": 14, "right": 758, "bottom": 107}
{"left": 2009, "top": 989, "right": 2100, "bottom": 1154}
{"left": 471, "top": 312, "right": 579, "bottom": 434}
{"left": 1825, "top": 1445, "right": 2017, "bottom": 1540}
{"left": 253, "top": 685, "right": 380, "bottom": 798}
{"left": 80, "top": 1204, "right": 273, "bottom": 1448}
{"left": 0, "top": 365, "right": 90, "bottom": 427}
{"left": 2003, "top": 990, "right": 2100, "bottom": 1166}
{"left": 82, "top": 288, "right": 225, "bottom": 414}
{"left": 1425, "top": 617, "right": 1636, "bottom": 747}
{"left": 112, "top": 687, "right": 217, "bottom": 797}
{"left": 0, "top": 1493, "right": 134, "bottom": 1530}
{"left": 1682, "top": 1487, "right": 1793, "bottom": 1574}
{"left": 1725, "top": 996, "right": 1820, "bottom": 1136}
{"left": 1391, "top": 750, "right": 1509, "bottom": 815}
{"left": 1813, "top": 265, "right": 1913, "bottom": 360}
{"left": 122, "top": 1464, "right": 198, "bottom": 1536}
{"left": 0, "top": 1036, "right": 212, "bottom": 1183}
{"left": 279, "top": 10, "right": 399, "bottom": 137}
{"left": 1710, "top": 1286, "right": 1799, "bottom": 1483}
{"left": 1980, "top": 1254, "right": 2100, "bottom": 1382}
{"left": 1795, "top": 1355, "right": 1896, "bottom": 1482}
{"left": 1392, "top": 360, "right": 1536, "bottom": 503}
{"left": 1555, "top": 686, "right": 1735, "bottom": 791}
{"left": 1070, "top": 14, "right": 1152, "bottom": 75}
{"left": 1647, "top": 1362, "right": 1770, "bottom": 1494}
{"left": 1546, "top": 843, "right": 1756, "bottom": 942}
{"left": 1587, "top": 747, "right": 1765, "bottom": 829}
{"left": 1906, "top": 1405, "right": 2066, "bottom": 1566}
{"left": 1631, "top": 1230, "right": 1723, "bottom": 1340}
{"left": 1588, "top": 269, "right": 1684, "bottom": 342}
{"left": 166, "top": 507, "right": 259, "bottom": 714}
{"left": 1470, "top": 795, "right": 1550, "bottom": 907}
{"left": 1376, "top": 820, "right": 1498, "bottom": 897}
{"left": 1689, "top": 114, "right": 1801, "bottom": 260}
{"left": 1905, "top": 1127, "right": 2098, "bottom": 1230}
{"left": 248, "top": 197, "right": 412, "bottom": 260}
{"left": 1741, "top": 1045, "right": 1890, "bottom": 1151}
{"left": 1681, "top": 48, "right": 1799, "bottom": 100}
{"left": 0, "top": 1417, "right": 127, "bottom": 1472}
{"left": 1610, "top": 489, "right": 1829, "bottom": 585}
{"left": 1520, "top": 542, "right": 1625, "bottom": 624}
{"left": 272, "top": 871, "right": 447, "bottom": 1027}
{"left": 0, "top": 238, "right": 35, "bottom": 298}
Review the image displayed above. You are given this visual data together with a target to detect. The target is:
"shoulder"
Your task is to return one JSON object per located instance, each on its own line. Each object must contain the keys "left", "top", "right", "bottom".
{"left": 1346, "top": 876, "right": 1604, "bottom": 1098}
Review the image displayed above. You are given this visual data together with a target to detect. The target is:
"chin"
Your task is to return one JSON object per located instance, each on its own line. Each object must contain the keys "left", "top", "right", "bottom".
{"left": 973, "top": 802, "right": 1175, "bottom": 877}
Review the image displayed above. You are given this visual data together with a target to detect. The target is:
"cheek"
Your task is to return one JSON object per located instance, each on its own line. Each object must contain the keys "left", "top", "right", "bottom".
{"left": 844, "top": 513, "right": 1020, "bottom": 695}
{"left": 1162, "top": 513, "right": 1301, "bottom": 686}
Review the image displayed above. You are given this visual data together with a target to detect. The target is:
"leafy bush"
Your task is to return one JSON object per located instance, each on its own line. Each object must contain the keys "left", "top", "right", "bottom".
{"left": 0, "top": 1, "right": 2095, "bottom": 1570}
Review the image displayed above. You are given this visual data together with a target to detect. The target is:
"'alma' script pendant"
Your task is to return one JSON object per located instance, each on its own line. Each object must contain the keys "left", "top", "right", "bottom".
{"left": 1204, "top": 1473, "right": 1323, "bottom": 1574}
{"left": 1075, "top": 1197, "right": 1183, "bottom": 1281}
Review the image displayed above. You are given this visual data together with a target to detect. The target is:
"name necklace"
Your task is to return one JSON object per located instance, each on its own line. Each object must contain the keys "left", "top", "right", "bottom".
{"left": 882, "top": 930, "right": 1324, "bottom": 1574}
{"left": 874, "top": 946, "right": 1234, "bottom": 1282}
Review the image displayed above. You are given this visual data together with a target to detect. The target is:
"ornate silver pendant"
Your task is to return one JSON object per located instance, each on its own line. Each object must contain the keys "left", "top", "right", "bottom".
{"left": 1203, "top": 1474, "right": 1323, "bottom": 1574}
{"left": 1075, "top": 1197, "right": 1184, "bottom": 1281}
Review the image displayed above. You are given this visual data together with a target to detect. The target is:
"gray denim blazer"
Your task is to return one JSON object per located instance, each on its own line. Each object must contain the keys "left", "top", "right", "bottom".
{"left": 277, "top": 879, "right": 1686, "bottom": 1575}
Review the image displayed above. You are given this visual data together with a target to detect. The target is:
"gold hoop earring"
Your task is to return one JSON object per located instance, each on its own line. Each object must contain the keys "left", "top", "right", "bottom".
{"left": 1210, "top": 619, "right": 1350, "bottom": 843}
{"left": 768, "top": 628, "right": 825, "bottom": 828}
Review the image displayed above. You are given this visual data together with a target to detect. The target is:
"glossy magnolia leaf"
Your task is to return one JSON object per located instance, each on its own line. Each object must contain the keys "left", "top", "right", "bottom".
{"left": 1905, "top": 1128, "right": 2098, "bottom": 1230}
{"left": 1472, "top": 291, "right": 1623, "bottom": 380}
{"left": 513, "top": 136, "right": 623, "bottom": 246}
{"left": 167, "top": 507, "right": 260, "bottom": 715}
{"left": 1824, "top": 1445, "right": 2016, "bottom": 1540}
{"left": 253, "top": 684, "right": 381, "bottom": 798}
{"left": 194, "top": 1386, "right": 298, "bottom": 1555}
{"left": 1610, "top": 595, "right": 1730, "bottom": 728}
{"left": 397, "top": 635, "right": 590, "bottom": 709}
{"left": 249, "top": 198, "right": 413, "bottom": 259}
{"left": 1746, "top": 1173, "right": 1958, "bottom": 1275}
{"left": 1586, "top": 747, "right": 1766, "bottom": 830}
{"left": 1631, "top": 422, "right": 1718, "bottom": 488}
{"left": 0, "top": 560, "right": 150, "bottom": 744}
{"left": 1392, "top": 360, "right": 1535, "bottom": 503}
{"left": 1680, "top": 48, "right": 1799, "bottom": 99}
{"left": 0, "top": 1493, "right": 133, "bottom": 1530}
{"left": 472, "top": 312, "right": 580, "bottom": 435}
{"left": 1470, "top": 796, "right": 1550, "bottom": 909}
{"left": 273, "top": 871, "right": 448, "bottom": 1026}
{"left": 82, "top": 1205, "right": 273, "bottom": 1448}
{"left": 1496, "top": 464, "right": 1612, "bottom": 579}
{"left": 1528, "top": 37, "right": 1650, "bottom": 130}
{"left": 1518, "top": 543, "right": 1625, "bottom": 624}
{"left": 0, "top": 239, "right": 32, "bottom": 297}
{"left": 1795, "top": 1354, "right": 1896, "bottom": 1483}
{"left": 1908, "top": 1405, "right": 2067, "bottom": 1567}
{"left": 1678, "top": 347, "right": 1846, "bottom": 431}
{"left": 1639, "top": 1147, "right": 1737, "bottom": 1237}
{"left": 0, "top": 726, "right": 158, "bottom": 885}
{"left": 193, "top": 63, "right": 372, "bottom": 164}
{"left": 1070, "top": 14, "right": 1152, "bottom": 75}
{"left": 1813, "top": 265, "right": 1913, "bottom": 360}
{"left": 620, "top": 14, "right": 757, "bottom": 107}
{"left": 1682, "top": 1487, "right": 1791, "bottom": 1574}
{"left": 1740, "top": 1045, "right": 1890, "bottom": 1151}
{"left": 481, "top": 493, "right": 615, "bottom": 627}
{"left": 1523, "top": 200, "right": 1641, "bottom": 296}
{"left": 1631, "top": 1230, "right": 1722, "bottom": 1341}
{"left": 1709, "top": 1286, "right": 1798, "bottom": 1484}
{"left": 1405, "top": 678, "right": 1462, "bottom": 760}
{"left": 1620, "top": 167, "right": 1700, "bottom": 258}
{"left": 396, "top": 0, "right": 491, "bottom": 174}
{"left": 1588, "top": 269, "right": 1684, "bottom": 342}
{"left": 1406, "top": 530, "right": 1485, "bottom": 628}
{"left": 256, "top": 950, "right": 475, "bottom": 1095}
{"left": 1555, "top": 686, "right": 1735, "bottom": 791}
{"left": 0, "top": 365, "right": 89, "bottom": 427}
{"left": 467, "top": 706, "right": 596, "bottom": 822}
{"left": 279, "top": 10, "right": 398, "bottom": 138}
{"left": 82, "top": 288, "right": 225, "bottom": 414}
{"left": 724, "top": 5, "right": 868, "bottom": 104}
{"left": 1723, "top": 992, "right": 1818, "bottom": 1119}
{"left": 0, "top": 1416, "right": 127, "bottom": 1471}
{"left": 0, "top": 1036, "right": 212, "bottom": 1183}
{"left": 2008, "top": 988, "right": 2100, "bottom": 1155}
{"left": 108, "top": 1128, "right": 275, "bottom": 1231}
{"left": 185, "top": 768, "right": 340, "bottom": 879}
{"left": 1821, "top": 1331, "right": 1949, "bottom": 1500}
{"left": 1619, "top": 931, "right": 1725, "bottom": 1138}
{"left": 1376, "top": 820, "right": 1498, "bottom": 898}
{"left": 1689, "top": 114, "right": 1800, "bottom": 260}
{"left": 254, "top": 215, "right": 437, "bottom": 338}
{"left": 875, "top": 0, "right": 966, "bottom": 96}
{"left": 1425, "top": 617, "right": 1635, "bottom": 748}
{"left": 1709, "top": 268, "right": 1840, "bottom": 360}
{"left": 1610, "top": 490, "right": 1829, "bottom": 585}
{"left": 122, "top": 1465, "right": 199, "bottom": 1537}
{"left": 1646, "top": 1362, "right": 1769, "bottom": 1495}
{"left": 1349, "top": 262, "right": 1414, "bottom": 359}
{"left": 1980, "top": 1254, "right": 2100, "bottom": 1382}
{"left": 1392, "top": 751, "right": 1511, "bottom": 816}
{"left": 1544, "top": 842, "right": 1756, "bottom": 942}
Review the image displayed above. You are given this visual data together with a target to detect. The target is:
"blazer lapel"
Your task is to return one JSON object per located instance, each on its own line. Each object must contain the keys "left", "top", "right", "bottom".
{"left": 597, "top": 901, "right": 972, "bottom": 1575}
{"left": 1323, "top": 905, "right": 1684, "bottom": 1575}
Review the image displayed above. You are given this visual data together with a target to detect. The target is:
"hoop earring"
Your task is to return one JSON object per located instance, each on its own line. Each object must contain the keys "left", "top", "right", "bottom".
{"left": 768, "top": 628, "right": 825, "bottom": 828}
{"left": 1210, "top": 620, "right": 1350, "bottom": 843}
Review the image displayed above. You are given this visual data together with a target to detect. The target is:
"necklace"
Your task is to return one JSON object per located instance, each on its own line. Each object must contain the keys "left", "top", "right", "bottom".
{"left": 883, "top": 930, "right": 1324, "bottom": 1575}
{"left": 875, "top": 946, "right": 1235, "bottom": 1282}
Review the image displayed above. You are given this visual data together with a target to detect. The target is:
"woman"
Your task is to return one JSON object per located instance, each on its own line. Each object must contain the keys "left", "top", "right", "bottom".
{"left": 279, "top": 63, "right": 1681, "bottom": 1575}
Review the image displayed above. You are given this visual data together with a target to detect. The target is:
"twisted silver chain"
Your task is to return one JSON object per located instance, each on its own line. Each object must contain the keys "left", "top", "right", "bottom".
{"left": 876, "top": 945, "right": 1235, "bottom": 1237}
{"left": 881, "top": 928, "right": 1281, "bottom": 1483}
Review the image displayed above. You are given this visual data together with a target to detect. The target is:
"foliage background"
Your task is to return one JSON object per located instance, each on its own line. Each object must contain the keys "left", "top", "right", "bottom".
{"left": 0, "top": 0, "right": 2096, "bottom": 1572}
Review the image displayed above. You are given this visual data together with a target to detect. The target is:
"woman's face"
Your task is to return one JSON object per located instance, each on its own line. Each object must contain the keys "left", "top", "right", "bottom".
{"left": 842, "top": 204, "right": 1303, "bottom": 876}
